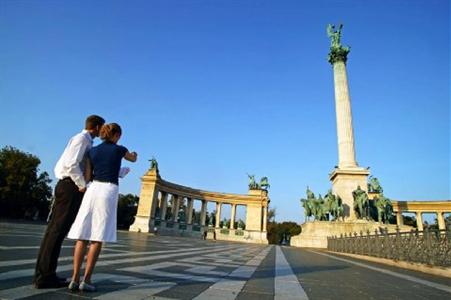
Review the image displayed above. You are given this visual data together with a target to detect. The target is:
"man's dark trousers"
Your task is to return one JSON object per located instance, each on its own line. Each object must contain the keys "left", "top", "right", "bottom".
{"left": 33, "top": 178, "right": 83, "bottom": 286}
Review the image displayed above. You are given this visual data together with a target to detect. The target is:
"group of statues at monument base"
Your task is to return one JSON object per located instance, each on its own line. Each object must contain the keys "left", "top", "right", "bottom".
{"left": 301, "top": 176, "right": 394, "bottom": 224}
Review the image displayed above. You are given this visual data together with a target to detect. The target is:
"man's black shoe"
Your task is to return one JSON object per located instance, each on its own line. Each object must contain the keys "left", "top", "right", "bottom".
{"left": 56, "top": 276, "right": 69, "bottom": 284}
{"left": 33, "top": 280, "right": 67, "bottom": 289}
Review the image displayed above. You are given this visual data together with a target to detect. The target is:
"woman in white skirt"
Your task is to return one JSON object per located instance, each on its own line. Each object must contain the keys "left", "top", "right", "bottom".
{"left": 67, "top": 123, "right": 137, "bottom": 292}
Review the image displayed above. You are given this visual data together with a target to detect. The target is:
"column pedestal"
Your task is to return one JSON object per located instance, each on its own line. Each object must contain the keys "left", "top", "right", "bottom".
{"left": 330, "top": 167, "right": 369, "bottom": 220}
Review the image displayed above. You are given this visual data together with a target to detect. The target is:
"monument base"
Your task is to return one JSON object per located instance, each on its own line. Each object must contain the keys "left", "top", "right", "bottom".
{"left": 330, "top": 167, "right": 370, "bottom": 220}
{"left": 129, "top": 216, "right": 155, "bottom": 233}
{"left": 290, "top": 220, "right": 413, "bottom": 248}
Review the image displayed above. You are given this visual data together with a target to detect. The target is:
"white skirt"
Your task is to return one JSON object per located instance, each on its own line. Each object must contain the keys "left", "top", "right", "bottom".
{"left": 68, "top": 181, "right": 119, "bottom": 243}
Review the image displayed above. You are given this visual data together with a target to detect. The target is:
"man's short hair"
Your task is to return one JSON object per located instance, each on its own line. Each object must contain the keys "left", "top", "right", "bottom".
{"left": 85, "top": 115, "right": 105, "bottom": 130}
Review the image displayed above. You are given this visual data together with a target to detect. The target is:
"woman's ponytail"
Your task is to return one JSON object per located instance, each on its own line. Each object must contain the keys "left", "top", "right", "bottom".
{"left": 100, "top": 123, "right": 122, "bottom": 141}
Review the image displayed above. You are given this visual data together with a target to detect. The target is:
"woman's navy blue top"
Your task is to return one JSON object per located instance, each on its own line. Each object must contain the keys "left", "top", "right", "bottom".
{"left": 89, "top": 142, "right": 128, "bottom": 185}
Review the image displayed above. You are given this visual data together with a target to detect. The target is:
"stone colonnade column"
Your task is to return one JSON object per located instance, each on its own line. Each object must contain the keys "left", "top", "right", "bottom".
{"left": 200, "top": 200, "right": 207, "bottom": 226}
{"left": 416, "top": 211, "right": 423, "bottom": 231}
{"left": 230, "top": 204, "right": 236, "bottom": 229}
{"left": 262, "top": 206, "right": 267, "bottom": 232}
{"left": 171, "top": 195, "right": 178, "bottom": 222}
{"left": 395, "top": 211, "right": 403, "bottom": 226}
{"left": 215, "top": 202, "right": 222, "bottom": 228}
{"left": 187, "top": 198, "right": 194, "bottom": 224}
{"left": 437, "top": 212, "right": 446, "bottom": 230}
{"left": 160, "top": 192, "right": 168, "bottom": 220}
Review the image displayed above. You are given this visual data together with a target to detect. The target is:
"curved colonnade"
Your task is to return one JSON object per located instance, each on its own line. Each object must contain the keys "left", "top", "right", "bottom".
{"left": 130, "top": 167, "right": 269, "bottom": 244}
{"left": 392, "top": 200, "right": 451, "bottom": 231}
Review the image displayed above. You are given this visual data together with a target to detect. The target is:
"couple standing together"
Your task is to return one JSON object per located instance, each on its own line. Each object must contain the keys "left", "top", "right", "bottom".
{"left": 32, "top": 115, "right": 138, "bottom": 292}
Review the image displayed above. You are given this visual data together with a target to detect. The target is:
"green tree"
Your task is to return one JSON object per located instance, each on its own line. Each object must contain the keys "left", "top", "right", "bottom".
{"left": 0, "top": 146, "right": 52, "bottom": 219}
{"left": 117, "top": 193, "right": 139, "bottom": 229}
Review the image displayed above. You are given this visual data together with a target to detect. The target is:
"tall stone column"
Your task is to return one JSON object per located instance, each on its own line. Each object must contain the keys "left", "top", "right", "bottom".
{"left": 327, "top": 24, "right": 369, "bottom": 220}
{"left": 200, "top": 200, "right": 207, "bottom": 226}
{"left": 416, "top": 212, "right": 424, "bottom": 231}
{"left": 333, "top": 60, "right": 357, "bottom": 169}
{"left": 230, "top": 204, "right": 236, "bottom": 229}
{"left": 215, "top": 202, "right": 222, "bottom": 228}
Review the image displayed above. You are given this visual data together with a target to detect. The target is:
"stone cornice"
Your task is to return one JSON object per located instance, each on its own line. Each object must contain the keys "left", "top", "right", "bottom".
{"left": 329, "top": 167, "right": 370, "bottom": 181}
{"left": 392, "top": 200, "right": 451, "bottom": 213}
{"left": 140, "top": 176, "right": 268, "bottom": 206}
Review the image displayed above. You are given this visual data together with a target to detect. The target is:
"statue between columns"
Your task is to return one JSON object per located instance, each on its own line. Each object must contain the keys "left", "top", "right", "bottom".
{"left": 247, "top": 174, "right": 270, "bottom": 190}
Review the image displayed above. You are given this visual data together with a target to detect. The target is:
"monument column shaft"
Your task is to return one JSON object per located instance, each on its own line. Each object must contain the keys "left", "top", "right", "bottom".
{"left": 333, "top": 61, "right": 358, "bottom": 168}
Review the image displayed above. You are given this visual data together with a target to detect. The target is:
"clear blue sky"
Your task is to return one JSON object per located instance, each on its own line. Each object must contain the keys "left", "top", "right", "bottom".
{"left": 1, "top": 0, "right": 449, "bottom": 223}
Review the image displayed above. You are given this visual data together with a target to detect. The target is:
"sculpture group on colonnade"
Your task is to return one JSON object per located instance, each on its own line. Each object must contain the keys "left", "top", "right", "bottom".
{"left": 247, "top": 174, "right": 270, "bottom": 190}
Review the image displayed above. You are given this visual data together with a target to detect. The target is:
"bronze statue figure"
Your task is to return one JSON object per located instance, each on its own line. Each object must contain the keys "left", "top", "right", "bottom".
{"left": 259, "top": 176, "right": 270, "bottom": 190}
{"left": 368, "top": 176, "right": 383, "bottom": 193}
{"left": 149, "top": 157, "right": 159, "bottom": 170}
{"left": 375, "top": 193, "right": 393, "bottom": 224}
{"left": 327, "top": 23, "right": 350, "bottom": 64}
{"left": 327, "top": 23, "right": 343, "bottom": 48}
{"left": 353, "top": 186, "right": 369, "bottom": 219}
{"left": 247, "top": 174, "right": 258, "bottom": 189}
{"left": 324, "top": 189, "right": 344, "bottom": 221}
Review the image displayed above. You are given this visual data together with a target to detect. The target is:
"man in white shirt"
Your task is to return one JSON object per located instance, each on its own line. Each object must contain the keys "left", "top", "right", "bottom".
{"left": 33, "top": 115, "right": 105, "bottom": 289}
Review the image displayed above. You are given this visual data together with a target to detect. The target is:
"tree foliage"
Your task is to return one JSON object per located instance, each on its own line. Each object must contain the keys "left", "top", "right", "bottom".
{"left": 266, "top": 207, "right": 301, "bottom": 244}
{"left": 117, "top": 193, "right": 139, "bottom": 229}
{"left": 0, "top": 146, "right": 52, "bottom": 219}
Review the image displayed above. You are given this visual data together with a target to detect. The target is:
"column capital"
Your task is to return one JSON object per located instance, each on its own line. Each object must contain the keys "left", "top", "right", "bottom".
{"left": 328, "top": 46, "right": 350, "bottom": 65}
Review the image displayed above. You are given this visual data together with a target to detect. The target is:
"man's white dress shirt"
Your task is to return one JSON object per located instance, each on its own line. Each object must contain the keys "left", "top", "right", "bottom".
{"left": 54, "top": 130, "right": 93, "bottom": 189}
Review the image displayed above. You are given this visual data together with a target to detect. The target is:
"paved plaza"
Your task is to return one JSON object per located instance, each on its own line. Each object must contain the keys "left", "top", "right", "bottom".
{"left": 0, "top": 222, "right": 450, "bottom": 300}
